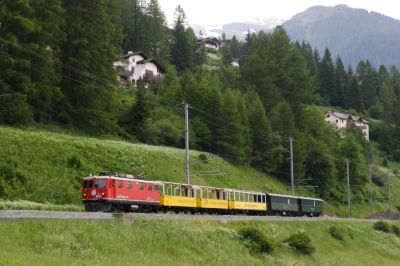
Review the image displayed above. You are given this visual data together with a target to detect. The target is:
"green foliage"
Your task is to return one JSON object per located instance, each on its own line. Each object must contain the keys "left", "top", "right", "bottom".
{"left": 67, "top": 155, "right": 82, "bottom": 170}
{"left": 238, "top": 227, "right": 274, "bottom": 254}
{"left": 0, "top": 93, "right": 33, "bottom": 124}
{"left": 329, "top": 225, "right": 345, "bottom": 241}
{"left": 284, "top": 232, "right": 316, "bottom": 254}
{"left": 392, "top": 224, "right": 400, "bottom": 237}
{"left": 198, "top": 153, "right": 208, "bottom": 163}
{"left": 373, "top": 220, "right": 391, "bottom": 233}
{"left": 372, "top": 176, "right": 384, "bottom": 187}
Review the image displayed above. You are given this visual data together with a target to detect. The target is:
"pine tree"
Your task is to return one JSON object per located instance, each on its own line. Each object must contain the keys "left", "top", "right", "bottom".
{"left": 334, "top": 57, "right": 346, "bottom": 106}
{"left": 146, "top": 0, "right": 169, "bottom": 63}
{"left": 246, "top": 91, "right": 277, "bottom": 172}
{"left": 216, "top": 90, "right": 250, "bottom": 163}
{"left": 171, "top": 6, "right": 193, "bottom": 71}
{"left": 61, "top": 0, "right": 120, "bottom": 132}
{"left": 319, "top": 48, "right": 336, "bottom": 104}
{"left": 0, "top": 0, "right": 65, "bottom": 124}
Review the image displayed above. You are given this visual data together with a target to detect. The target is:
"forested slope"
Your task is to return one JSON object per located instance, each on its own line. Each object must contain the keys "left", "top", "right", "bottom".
{"left": 1, "top": 1, "right": 400, "bottom": 213}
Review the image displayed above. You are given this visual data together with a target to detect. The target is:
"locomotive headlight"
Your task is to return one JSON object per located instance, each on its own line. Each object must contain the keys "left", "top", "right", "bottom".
{"left": 101, "top": 192, "right": 105, "bottom": 196}
{"left": 83, "top": 193, "right": 87, "bottom": 197}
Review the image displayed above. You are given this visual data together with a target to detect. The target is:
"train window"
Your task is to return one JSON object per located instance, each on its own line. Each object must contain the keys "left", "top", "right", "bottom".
{"left": 117, "top": 180, "right": 123, "bottom": 188}
{"left": 148, "top": 184, "right": 153, "bottom": 191}
{"left": 127, "top": 181, "right": 132, "bottom": 189}
{"left": 139, "top": 183, "right": 144, "bottom": 190}
{"left": 94, "top": 179, "right": 107, "bottom": 189}
{"left": 154, "top": 185, "right": 159, "bottom": 191}
{"left": 83, "top": 180, "right": 93, "bottom": 188}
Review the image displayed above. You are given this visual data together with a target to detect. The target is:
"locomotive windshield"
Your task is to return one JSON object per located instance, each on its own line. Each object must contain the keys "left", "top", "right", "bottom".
{"left": 83, "top": 180, "right": 93, "bottom": 188}
{"left": 94, "top": 179, "right": 107, "bottom": 188}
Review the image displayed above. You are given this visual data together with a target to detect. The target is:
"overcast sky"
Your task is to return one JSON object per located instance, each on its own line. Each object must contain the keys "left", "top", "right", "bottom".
{"left": 158, "top": 0, "right": 400, "bottom": 25}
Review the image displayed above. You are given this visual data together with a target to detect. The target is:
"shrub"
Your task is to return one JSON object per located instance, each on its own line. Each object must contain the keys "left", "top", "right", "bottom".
{"left": 392, "top": 225, "right": 400, "bottom": 237}
{"left": 372, "top": 176, "right": 384, "bottom": 187}
{"left": 238, "top": 227, "right": 274, "bottom": 254}
{"left": 329, "top": 225, "right": 345, "bottom": 241}
{"left": 284, "top": 232, "right": 315, "bottom": 254}
{"left": 198, "top": 153, "right": 208, "bottom": 163}
{"left": 67, "top": 155, "right": 82, "bottom": 169}
{"left": 373, "top": 220, "right": 391, "bottom": 233}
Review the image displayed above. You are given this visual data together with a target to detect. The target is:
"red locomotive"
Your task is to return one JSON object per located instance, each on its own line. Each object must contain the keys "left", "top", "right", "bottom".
{"left": 82, "top": 172, "right": 162, "bottom": 212}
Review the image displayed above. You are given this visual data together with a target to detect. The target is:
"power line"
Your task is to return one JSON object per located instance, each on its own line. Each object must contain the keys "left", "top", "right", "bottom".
{"left": 0, "top": 37, "right": 184, "bottom": 108}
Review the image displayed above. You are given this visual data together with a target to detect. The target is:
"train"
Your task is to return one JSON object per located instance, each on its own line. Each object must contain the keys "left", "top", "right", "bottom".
{"left": 81, "top": 172, "right": 323, "bottom": 216}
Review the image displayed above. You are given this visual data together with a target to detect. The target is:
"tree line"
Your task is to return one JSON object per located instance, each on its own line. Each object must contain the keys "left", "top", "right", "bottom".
{"left": 1, "top": 0, "right": 398, "bottom": 203}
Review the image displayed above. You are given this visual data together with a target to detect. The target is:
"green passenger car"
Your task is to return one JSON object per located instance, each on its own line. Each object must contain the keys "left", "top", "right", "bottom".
{"left": 266, "top": 193, "right": 299, "bottom": 214}
{"left": 298, "top": 197, "right": 323, "bottom": 216}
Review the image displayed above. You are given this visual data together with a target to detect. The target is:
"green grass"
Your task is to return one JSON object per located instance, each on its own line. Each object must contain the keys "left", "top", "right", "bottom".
{"left": 0, "top": 126, "right": 289, "bottom": 205}
{"left": 0, "top": 200, "right": 83, "bottom": 211}
{"left": 1, "top": 125, "right": 399, "bottom": 217}
{"left": 0, "top": 219, "right": 400, "bottom": 265}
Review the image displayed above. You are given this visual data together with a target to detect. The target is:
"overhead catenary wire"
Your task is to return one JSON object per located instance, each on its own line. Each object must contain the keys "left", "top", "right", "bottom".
{"left": 0, "top": 37, "right": 184, "bottom": 109}
{"left": 0, "top": 37, "right": 283, "bottom": 145}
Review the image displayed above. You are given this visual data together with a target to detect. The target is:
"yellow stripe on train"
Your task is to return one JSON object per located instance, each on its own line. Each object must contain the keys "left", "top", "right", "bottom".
{"left": 160, "top": 195, "right": 197, "bottom": 208}
{"left": 229, "top": 201, "right": 267, "bottom": 211}
{"left": 196, "top": 198, "right": 229, "bottom": 209}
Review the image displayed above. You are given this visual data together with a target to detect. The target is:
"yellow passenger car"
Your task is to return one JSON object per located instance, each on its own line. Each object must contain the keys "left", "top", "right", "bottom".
{"left": 228, "top": 189, "right": 267, "bottom": 211}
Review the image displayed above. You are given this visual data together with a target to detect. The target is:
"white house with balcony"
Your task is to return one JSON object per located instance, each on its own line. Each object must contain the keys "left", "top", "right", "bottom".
{"left": 113, "top": 51, "right": 165, "bottom": 86}
{"left": 324, "top": 111, "right": 370, "bottom": 141}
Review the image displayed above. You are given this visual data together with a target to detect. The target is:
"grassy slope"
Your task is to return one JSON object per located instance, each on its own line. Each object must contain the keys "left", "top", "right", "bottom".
{"left": 0, "top": 219, "right": 400, "bottom": 266}
{"left": 1, "top": 125, "right": 399, "bottom": 216}
{"left": 0, "top": 126, "right": 288, "bottom": 204}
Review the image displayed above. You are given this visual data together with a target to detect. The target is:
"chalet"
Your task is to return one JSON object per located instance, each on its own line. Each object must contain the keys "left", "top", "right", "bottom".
{"left": 113, "top": 51, "right": 165, "bottom": 86}
{"left": 197, "top": 37, "right": 220, "bottom": 51}
{"left": 324, "top": 111, "right": 370, "bottom": 141}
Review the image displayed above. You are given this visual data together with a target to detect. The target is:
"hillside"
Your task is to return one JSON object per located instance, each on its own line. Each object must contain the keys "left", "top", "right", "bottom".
{"left": 283, "top": 5, "right": 400, "bottom": 67}
{"left": 1, "top": 219, "right": 400, "bottom": 265}
{"left": 0, "top": 126, "right": 288, "bottom": 205}
{"left": 1, "top": 126, "right": 399, "bottom": 217}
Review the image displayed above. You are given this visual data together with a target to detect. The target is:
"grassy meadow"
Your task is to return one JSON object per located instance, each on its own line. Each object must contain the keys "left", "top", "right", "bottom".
{"left": 0, "top": 219, "right": 400, "bottom": 266}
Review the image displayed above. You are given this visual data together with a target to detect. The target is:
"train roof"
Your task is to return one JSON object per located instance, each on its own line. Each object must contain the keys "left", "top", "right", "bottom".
{"left": 266, "top": 193, "right": 323, "bottom": 201}
{"left": 83, "top": 175, "right": 163, "bottom": 184}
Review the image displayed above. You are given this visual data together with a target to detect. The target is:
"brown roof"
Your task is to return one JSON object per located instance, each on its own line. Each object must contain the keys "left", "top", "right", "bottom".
{"left": 137, "top": 58, "right": 166, "bottom": 73}
{"left": 122, "top": 51, "right": 148, "bottom": 60}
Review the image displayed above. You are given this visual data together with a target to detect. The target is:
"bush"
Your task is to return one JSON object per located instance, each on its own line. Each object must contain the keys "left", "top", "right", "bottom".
{"left": 0, "top": 93, "right": 33, "bottom": 125}
{"left": 67, "top": 155, "right": 82, "bottom": 169}
{"left": 372, "top": 176, "right": 384, "bottom": 187}
{"left": 373, "top": 220, "right": 391, "bottom": 233}
{"left": 329, "top": 225, "right": 345, "bottom": 241}
{"left": 238, "top": 227, "right": 274, "bottom": 254}
{"left": 284, "top": 232, "right": 315, "bottom": 254}
{"left": 392, "top": 225, "right": 400, "bottom": 237}
{"left": 198, "top": 153, "right": 208, "bottom": 163}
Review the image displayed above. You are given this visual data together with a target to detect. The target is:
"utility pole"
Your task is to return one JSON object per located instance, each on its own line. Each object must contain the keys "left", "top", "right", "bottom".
{"left": 289, "top": 137, "right": 295, "bottom": 196}
{"left": 184, "top": 103, "right": 190, "bottom": 184}
{"left": 346, "top": 159, "right": 351, "bottom": 217}
{"left": 369, "top": 164, "right": 373, "bottom": 213}
{"left": 388, "top": 173, "right": 392, "bottom": 218}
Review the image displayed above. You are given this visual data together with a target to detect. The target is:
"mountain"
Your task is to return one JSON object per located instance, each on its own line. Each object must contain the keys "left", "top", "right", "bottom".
{"left": 282, "top": 5, "right": 400, "bottom": 68}
{"left": 191, "top": 18, "right": 284, "bottom": 39}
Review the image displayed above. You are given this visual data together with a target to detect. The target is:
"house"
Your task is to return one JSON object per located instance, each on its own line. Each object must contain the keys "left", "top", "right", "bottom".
{"left": 197, "top": 37, "right": 220, "bottom": 51}
{"left": 324, "top": 111, "right": 370, "bottom": 141}
{"left": 113, "top": 51, "right": 166, "bottom": 86}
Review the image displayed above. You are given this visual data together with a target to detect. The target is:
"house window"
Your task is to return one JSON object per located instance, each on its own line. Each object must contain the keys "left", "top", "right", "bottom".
{"left": 131, "top": 67, "right": 135, "bottom": 73}
{"left": 327, "top": 114, "right": 330, "bottom": 118}
{"left": 145, "top": 69, "right": 154, "bottom": 77}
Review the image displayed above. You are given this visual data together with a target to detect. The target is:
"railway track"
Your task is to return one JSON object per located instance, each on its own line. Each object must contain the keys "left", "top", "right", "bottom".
{"left": 0, "top": 210, "right": 392, "bottom": 222}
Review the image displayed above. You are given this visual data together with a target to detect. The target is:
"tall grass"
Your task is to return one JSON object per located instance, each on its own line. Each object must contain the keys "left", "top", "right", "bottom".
{"left": 0, "top": 219, "right": 399, "bottom": 266}
{"left": 0, "top": 200, "right": 83, "bottom": 211}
